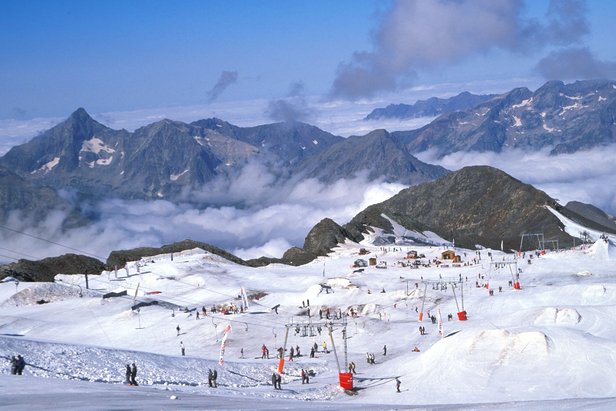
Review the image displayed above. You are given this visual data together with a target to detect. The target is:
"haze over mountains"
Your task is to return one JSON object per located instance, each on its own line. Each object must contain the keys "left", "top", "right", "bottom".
{"left": 0, "top": 79, "right": 615, "bottom": 264}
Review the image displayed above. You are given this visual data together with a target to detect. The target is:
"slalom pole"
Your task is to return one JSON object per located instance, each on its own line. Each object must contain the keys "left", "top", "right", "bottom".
{"left": 278, "top": 326, "right": 289, "bottom": 374}
{"left": 419, "top": 282, "right": 428, "bottom": 322}
{"left": 328, "top": 325, "right": 342, "bottom": 373}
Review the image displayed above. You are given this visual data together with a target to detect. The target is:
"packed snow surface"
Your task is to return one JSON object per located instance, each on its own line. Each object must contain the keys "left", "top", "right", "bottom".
{"left": 2, "top": 235, "right": 616, "bottom": 410}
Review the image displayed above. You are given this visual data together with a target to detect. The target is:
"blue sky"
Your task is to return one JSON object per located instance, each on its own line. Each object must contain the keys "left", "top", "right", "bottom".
{"left": 1, "top": 0, "right": 615, "bottom": 120}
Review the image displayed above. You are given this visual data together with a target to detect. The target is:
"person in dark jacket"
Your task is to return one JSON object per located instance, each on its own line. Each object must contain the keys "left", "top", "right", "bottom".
{"left": 271, "top": 372, "right": 278, "bottom": 389}
{"left": 10, "top": 356, "right": 19, "bottom": 375}
{"left": 125, "top": 364, "right": 131, "bottom": 384}
{"left": 130, "top": 363, "right": 138, "bottom": 386}
{"left": 15, "top": 355, "right": 25, "bottom": 375}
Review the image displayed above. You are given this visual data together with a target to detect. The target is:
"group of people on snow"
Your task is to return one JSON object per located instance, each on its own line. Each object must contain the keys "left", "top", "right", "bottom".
{"left": 125, "top": 363, "right": 138, "bottom": 386}
{"left": 10, "top": 355, "right": 26, "bottom": 375}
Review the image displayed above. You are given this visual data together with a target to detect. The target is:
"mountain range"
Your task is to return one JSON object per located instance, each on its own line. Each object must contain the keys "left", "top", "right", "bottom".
{"left": 3, "top": 164, "right": 615, "bottom": 279}
{"left": 365, "top": 91, "right": 497, "bottom": 120}
{"left": 393, "top": 79, "right": 616, "bottom": 156}
{"left": 0, "top": 108, "right": 446, "bottom": 209}
{"left": 1, "top": 79, "right": 616, "bottom": 270}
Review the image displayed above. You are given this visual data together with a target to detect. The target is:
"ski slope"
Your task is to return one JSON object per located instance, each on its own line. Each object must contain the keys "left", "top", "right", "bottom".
{"left": 2, "top": 228, "right": 616, "bottom": 409}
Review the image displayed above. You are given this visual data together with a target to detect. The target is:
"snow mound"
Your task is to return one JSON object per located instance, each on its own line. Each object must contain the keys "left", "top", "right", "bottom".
{"left": 576, "top": 270, "right": 592, "bottom": 276}
{"left": 1, "top": 283, "right": 93, "bottom": 307}
{"left": 409, "top": 328, "right": 552, "bottom": 378}
{"left": 534, "top": 307, "right": 582, "bottom": 326}
{"left": 324, "top": 277, "right": 356, "bottom": 289}
{"left": 586, "top": 239, "right": 616, "bottom": 260}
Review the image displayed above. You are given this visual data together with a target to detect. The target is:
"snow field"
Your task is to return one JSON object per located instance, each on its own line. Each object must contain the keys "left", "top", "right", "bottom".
{"left": 2, "top": 234, "right": 616, "bottom": 408}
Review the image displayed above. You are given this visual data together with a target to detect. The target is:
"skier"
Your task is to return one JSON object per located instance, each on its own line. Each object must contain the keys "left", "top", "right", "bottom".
{"left": 130, "top": 363, "right": 138, "bottom": 386}
{"left": 296, "top": 345, "right": 301, "bottom": 357}
{"left": 383, "top": 345, "right": 387, "bottom": 356}
{"left": 125, "top": 364, "right": 131, "bottom": 384}
{"left": 276, "top": 373, "right": 282, "bottom": 389}
{"left": 212, "top": 369, "right": 218, "bottom": 387}
{"left": 301, "top": 368, "right": 309, "bottom": 384}
{"left": 262, "top": 344, "right": 268, "bottom": 359}
{"left": 322, "top": 341, "right": 327, "bottom": 353}
{"left": 208, "top": 369, "right": 214, "bottom": 387}
{"left": 176, "top": 325, "right": 181, "bottom": 336}
{"left": 313, "top": 342, "right": 318, "bottom": 353}
{"left": 310, "top": 347, "right": 315, "bottom": 358}
{"left": 395, "top": 377, "right": 401, "bottom": 392}
{"left": 180, "top": 341, "right": 185, "bottom": 356}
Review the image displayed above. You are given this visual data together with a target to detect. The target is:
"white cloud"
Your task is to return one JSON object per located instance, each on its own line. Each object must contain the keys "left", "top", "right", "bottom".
{"left": 0, "top": 169, "right": 407, "bottom": 263}
{"left": 330, "top": 0, "right": 589, "bottom": 99}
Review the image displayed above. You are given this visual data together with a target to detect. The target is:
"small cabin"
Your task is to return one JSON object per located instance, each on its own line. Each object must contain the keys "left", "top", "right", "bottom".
{"left": 441, "top": 250, "right": 461, "bottom": 263}
{"left": 368, "top": 257, "right": 377, "bottom": 266}
{"left": 406, "top": 250, "right": 418, "bottom": 259}
{"left": 358, "top": 248, "right": 370, "bottom": 255}
{"left": 353, "top": 259, "right": 368, "bottom": 268}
